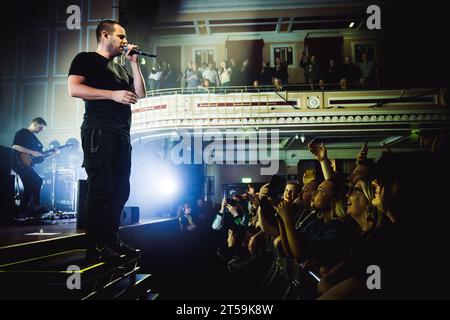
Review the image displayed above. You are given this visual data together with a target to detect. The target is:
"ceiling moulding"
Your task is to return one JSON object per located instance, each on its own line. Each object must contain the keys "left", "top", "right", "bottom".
{"left": 170, "top": 0, "right": 374, "bottom": 13}
{"left": 150, "top": 28, "right": 353, "bottom": 44}
{"left": 225, "top": 34, "right": 264, "bottom": 41}
{"left": 305, "top": 31, "right": 342, "bottom": 38}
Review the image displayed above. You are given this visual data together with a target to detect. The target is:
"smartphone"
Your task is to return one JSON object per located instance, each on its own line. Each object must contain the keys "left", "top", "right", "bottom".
{"left": 268, "top": 175, "right": 287, "bottom": 200}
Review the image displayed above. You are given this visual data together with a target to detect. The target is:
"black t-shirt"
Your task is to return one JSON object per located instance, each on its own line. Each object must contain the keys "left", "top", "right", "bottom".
{"left": 297, "top": 216, "right": 354, "bottom": 267}
{"left": 11, "top": 129, "right": 43, "bottom": 167}
{"left": 68, "top": 52, "right": 134, "bottom": 136}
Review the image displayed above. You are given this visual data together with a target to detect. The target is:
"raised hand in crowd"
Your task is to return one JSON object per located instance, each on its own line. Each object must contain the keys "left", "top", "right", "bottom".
{"left": 382, "top": 142, "right": 392, "bottom": 153}
{"left": 308, "top": 143, "right": 334, "bottom": 179}
{"left": 275, "top": 199, "right": 296, "bottom": 225}
{"left": 356, "top": 141, "right": 368, "bottom": 164}
{"left": 258, "top": 183, "right": 270, "bottom": 200}
{"left": 220, "top": 197, "right": 227, "bottom": 212}
{"left": 329, "top": 158, "right": 337, "bottom": 172}
{"left": 308, "top": 143, "right": 328, "bottom": 162}
{"left": 226, "top": 204, "right": 239, "bottom": 217}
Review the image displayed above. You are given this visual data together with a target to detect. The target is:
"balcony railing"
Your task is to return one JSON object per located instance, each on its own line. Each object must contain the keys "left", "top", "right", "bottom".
{"left": 131, "top": 87, "right": 448, "bottom": 134}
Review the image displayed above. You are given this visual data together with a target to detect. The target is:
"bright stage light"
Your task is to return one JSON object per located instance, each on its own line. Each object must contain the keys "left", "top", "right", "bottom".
{"left": 147, "top": 165, "right": 180, "bottom": 200}
{"left": 159, "top": 177, "right": 179, "bottom": 197}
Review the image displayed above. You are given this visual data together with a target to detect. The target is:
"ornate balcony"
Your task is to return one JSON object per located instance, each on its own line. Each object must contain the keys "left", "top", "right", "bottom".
{"left": 131, "top": 87, "right": 449, "bottom": 139}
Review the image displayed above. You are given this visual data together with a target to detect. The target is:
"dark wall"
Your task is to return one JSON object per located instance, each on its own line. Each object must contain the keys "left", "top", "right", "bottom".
{"left": 306, "top": 37, "right": 343, "bottom": 74}
{"left": 382, "top": 1, "right": 450, "bottom": 88}
{"left": 226, "top": 39, "right": 264, "bottom": 84}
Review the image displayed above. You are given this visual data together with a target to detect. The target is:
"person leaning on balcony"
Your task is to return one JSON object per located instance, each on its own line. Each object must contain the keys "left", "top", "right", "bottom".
{"left": 318, "top": 79, "right": 327, "bottom": 91}
{"left": 273, "top": 77, "right": 283, "bottom": 91}
{"left": 339, "top": 78, "right": 348, "bottom": 90}
{"left": 358, "top": 77, "right": 369, "bottom": 89}
{"left": 250, "top": 80, "right": 260, "bottom": 92}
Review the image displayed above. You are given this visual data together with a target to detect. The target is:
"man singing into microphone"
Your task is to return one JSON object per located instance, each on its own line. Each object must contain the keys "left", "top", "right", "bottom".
{"left": 68, "top": 20, "right": 145, "bottom": 261}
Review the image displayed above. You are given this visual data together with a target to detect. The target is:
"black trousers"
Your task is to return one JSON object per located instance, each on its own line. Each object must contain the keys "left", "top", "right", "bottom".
{"left": 81, "top": 128, "right": 131, "bottom": 246}
{"left": 12, "top": 165, "right": 42, "bottom": 211}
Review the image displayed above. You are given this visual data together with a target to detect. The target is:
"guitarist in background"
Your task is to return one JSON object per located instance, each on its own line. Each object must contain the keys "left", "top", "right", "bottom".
{"left": 11, "top": 117, "right": 48, "bottom": 215}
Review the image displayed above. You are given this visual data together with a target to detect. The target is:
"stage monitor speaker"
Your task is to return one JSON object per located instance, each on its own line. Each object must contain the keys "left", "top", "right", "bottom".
{"left": 77, "top": 180, "right": 140, "bottom": 228}
{"left": 76, "top": 179, "right": 87, "bottom": 229}
{"left": 0, "top": 146, "right": 12, "bottom": 176}
{"left": 120, "top": 206, "right": 140, "bottom": 226}
{"left": 0, "top": 174, "right": 16, "bottom": 220}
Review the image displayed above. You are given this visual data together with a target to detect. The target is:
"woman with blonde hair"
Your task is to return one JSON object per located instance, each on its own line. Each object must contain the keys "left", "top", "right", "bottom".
{"left": 317, "top": 179, "right": 390, "bottom": 300}
{"left": 347, "top": 179, "right": 381, "bottom": 233}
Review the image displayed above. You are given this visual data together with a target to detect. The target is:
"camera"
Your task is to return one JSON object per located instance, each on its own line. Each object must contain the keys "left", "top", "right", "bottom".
{"left": 224, "top": 198, "right": 237, "bottom": 207}
{"left": 259, "top": 175, "right": 286, "bottom": 227}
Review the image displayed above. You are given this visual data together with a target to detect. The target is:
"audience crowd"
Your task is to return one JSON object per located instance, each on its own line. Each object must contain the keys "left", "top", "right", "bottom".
{"left": 147, "top": 52, "right": 379, "bottom": 92}
{"left": 178, "top": 132, "right": 450, "bottom": 299}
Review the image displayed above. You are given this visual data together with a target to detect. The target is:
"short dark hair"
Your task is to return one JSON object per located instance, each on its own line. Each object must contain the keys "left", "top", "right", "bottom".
{"left": 96, "top": 20, "right": 119, "bottom": 42}
{"left": 31, "top": 117, "right": 47, "bottom": 126}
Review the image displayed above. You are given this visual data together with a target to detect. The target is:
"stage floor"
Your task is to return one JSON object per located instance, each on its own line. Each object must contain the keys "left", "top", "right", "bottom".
{"left": 0, "top": 218, "right": 174, "bottom": 249}
{"left": 0, "top": 223, "right": 82, "bottom": 249}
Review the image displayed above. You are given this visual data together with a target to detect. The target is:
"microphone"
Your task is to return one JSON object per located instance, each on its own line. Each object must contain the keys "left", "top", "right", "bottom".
{"left": 123, "top": 45, "right": 157, "bottom": 58}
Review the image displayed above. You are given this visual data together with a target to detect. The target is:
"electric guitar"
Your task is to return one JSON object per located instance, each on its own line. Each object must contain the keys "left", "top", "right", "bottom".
{"left": 17, "top": 143, "right": 74, "bottom": 168}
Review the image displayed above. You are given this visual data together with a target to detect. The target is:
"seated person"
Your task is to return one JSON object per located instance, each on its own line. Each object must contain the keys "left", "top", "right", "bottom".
{"left": 197, "top": 78, "right": 215, "bottom": 93}
{"left": 273, "top": 77, "right": 283, "bottom": 91}
{"left": 317, "top": 79, "right": 326, "bottom": 90}
{"left": 358, "top": 77, "right": 369, "bottom": 89}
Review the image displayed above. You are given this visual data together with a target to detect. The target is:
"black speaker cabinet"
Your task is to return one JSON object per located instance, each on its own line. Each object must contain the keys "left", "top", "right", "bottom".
{"left": 0, "top": 174, "right": 16, "bottom": 220}
{"left": 120, "top": 206, "right": 140, "bottom": 226}
{"left": 77, "top": 179, "right": 140, "bottom": 228}
{"left": 0, "top": 146, "right": 12, "bottom": 176}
